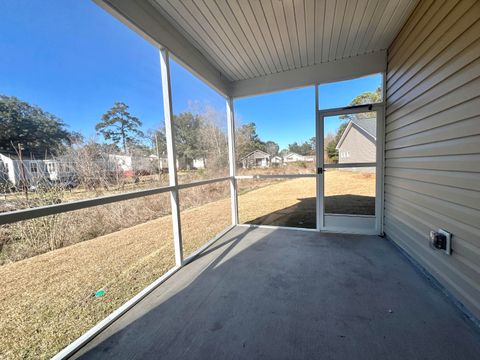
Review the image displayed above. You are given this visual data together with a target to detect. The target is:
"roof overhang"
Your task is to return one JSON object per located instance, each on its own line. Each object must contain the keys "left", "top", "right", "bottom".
{"left": 95, "top": 0, "right": 416, "bottom": 98}
{"left": 230, "top": 51, "right": 386, "bottom": 98}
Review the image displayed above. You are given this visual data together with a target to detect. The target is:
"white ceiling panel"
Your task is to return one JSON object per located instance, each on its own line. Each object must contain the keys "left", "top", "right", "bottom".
{"left": 151, "top": 0, "right": 417, "bottom": 81}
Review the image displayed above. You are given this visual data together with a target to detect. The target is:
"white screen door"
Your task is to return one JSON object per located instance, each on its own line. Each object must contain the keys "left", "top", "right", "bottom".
{"left": 316, "top": 104, "right": 384, "bottom": 235}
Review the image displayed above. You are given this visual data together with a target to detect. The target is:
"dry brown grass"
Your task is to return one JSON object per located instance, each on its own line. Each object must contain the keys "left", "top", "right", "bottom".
{"left": 0, "top": 194, "right": 172, "bottom": 264}
{"left": 0, "top": 181, "right": 230, "bottom": 265}
{"left": 239, "top": 170, "right": 375, "bottom": 226}
{"left": 324, "top": 169, "right": 376, "bottom": 197}
{"left": 0, "top": 171, "right": 374, "bottom": 359}
{"left": 238, "top": 177, "right": 316, "bottom": 226}
{"left": 0, "top": 199, "right": 231, "bottom": 359}
{"left": 236, "top": 162, "right": 316, "bottom": 176}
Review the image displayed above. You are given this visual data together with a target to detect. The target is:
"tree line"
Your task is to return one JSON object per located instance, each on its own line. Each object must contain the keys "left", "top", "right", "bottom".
{"left": 1, "top": 86, "right": 380, "bottom": 168}
{"left": 0, "top": 95, "right": 316, "bottom": 170}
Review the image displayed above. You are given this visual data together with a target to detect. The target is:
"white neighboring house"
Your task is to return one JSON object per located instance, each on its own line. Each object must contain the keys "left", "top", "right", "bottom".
{"left": 44, "top": 159, "right": 76, "bottom": 182}
{"left": 270, "top": 155, "right": 283, "bottom": 165}
{"left": 192, "top": 158, "right": 205, "bottom": 169}
{"left": 240, "top": 149, "right": 271, "bottom": 168}
{"left": 0, "top": 153, "right": 52, "bottom": 187}
{"left": 108, "top": 154, "right": 168, "bottom": 176}
{"left": 108, "top": 153, "right": 200, "bottom": 175}
{"left": 240, "top": 150, "right": 320, "bottom": 169}
{"left": 108, "top": 154, "right": 134, "bottom": 175}
{"left": 149, "top": 155, "right": 205, "bottom": 171}
{"left": 0, "top": 151, "right": 203, "bottom": 189}
{"left": 176, "top": 157, "right": 206, "bottom": 170}
{"left": 283, "top": 152, "right": 315, "bottom": 163}
{"left": 335, "top": 117, "right": 376, "bottom": 171}
{"left": 150, "top": 154, "right": 169, "bottom": 170}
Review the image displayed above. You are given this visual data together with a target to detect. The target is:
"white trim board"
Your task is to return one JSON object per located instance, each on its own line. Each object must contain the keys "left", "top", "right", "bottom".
{"left": 229, "top": 51, "right": 387, "bottom": 98}
{"left": 237, "top": 224, "right": 318, "bottom": 233}
{"left": 236, "top": 174, "right": 316, "bottom": 180}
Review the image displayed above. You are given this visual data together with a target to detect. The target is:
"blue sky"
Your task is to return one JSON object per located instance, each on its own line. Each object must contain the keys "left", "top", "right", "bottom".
{"left": 0, "top": 1, "right": 381, "bottom": 150}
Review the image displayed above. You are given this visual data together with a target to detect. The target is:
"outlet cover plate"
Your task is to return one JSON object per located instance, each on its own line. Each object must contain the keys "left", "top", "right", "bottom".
{"left": 438, "top": 228, "right": 452, "bottom": 255}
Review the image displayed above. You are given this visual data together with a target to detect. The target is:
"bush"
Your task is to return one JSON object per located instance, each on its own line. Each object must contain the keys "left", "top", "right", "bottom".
{"left": 0, "top": 178, "right": 14, "bottom": 197}
{"left": 0, "top": 193, "right": 172, "bottom": 264}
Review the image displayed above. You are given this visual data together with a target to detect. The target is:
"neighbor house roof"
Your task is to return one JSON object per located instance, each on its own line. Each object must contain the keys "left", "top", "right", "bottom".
{"left": 284, "top": 152, "right": 301, "bottom": 158}
{"left": 351, "top": 118, "right": 376, "bottom": 138}
{"left": 0, "top": 153, "right": 17, "bottom": 161}
{"left": 336, "top": 117, "right": 377, "bottom": 149}
{"left": 239, "top": 149, "right": 270, "bottom": 161}
{"left": 0, "top": 152, "right": 52, "bottom": 161}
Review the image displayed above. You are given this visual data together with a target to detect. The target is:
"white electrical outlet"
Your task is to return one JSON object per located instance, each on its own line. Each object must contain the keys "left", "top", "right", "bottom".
{"left": 439, "top": 229, "right": 452, "bottom": 255}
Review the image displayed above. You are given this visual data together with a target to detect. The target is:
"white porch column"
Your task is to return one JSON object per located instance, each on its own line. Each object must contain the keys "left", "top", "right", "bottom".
{"left": 226, "top": 97, "right": 238, "bottom": 225}
{"left": 315, "top": 83, "right": 324, "bottom": 231}
{"left": 160, "top": 48, "right": 183, "bottom": 266}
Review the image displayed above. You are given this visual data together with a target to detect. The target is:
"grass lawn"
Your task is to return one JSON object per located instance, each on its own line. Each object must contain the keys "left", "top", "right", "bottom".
{"left": 0, "top": 171, "right": 374, "bottom": 359}
{"left": 239, "top": 170, "right": 375, "bottom": 227}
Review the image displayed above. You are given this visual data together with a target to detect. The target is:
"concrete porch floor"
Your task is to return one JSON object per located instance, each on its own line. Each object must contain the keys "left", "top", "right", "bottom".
{"left": 72, "top": 226, "right": 480, "bottom": 359}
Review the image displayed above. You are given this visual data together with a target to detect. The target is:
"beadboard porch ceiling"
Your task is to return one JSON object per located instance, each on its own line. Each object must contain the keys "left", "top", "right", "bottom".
{"left": 96, "top": 0, "right": 418, "bottom": 96}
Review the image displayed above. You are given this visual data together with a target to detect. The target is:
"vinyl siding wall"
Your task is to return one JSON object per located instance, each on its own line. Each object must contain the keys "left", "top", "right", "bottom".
{"left": 338, "top": 126, "right": 376, "bottom": 164}
{"left": 384, "top": 0, "right": 480, "bottom": 319}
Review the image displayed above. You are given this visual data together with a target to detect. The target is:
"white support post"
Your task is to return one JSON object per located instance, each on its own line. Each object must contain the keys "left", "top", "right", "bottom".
{"left": 379, "top": 71, "right": 387, "bottom": 235}
{"left": 160, "top": 48, "right": 183, "bottom": 266}
{"left": 226, "top": 97, "right": 238, "bottom": 225}
{"left": 315, "top": 83, "right": 324, "bottom": 231}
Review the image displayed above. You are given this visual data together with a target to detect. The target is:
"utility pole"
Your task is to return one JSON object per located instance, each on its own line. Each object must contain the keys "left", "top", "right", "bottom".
{"left": 18, "top": 143, "right": 28, "bottom": 201}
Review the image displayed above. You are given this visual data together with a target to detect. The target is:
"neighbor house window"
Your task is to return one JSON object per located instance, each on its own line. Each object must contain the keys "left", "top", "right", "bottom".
{"left": 30, "top": 163, "right": 38, "bottom": 173}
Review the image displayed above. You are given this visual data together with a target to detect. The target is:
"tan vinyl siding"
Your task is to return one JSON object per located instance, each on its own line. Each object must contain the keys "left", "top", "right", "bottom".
{"left": 385, "top": 0, "right": 480, "bottom": 319}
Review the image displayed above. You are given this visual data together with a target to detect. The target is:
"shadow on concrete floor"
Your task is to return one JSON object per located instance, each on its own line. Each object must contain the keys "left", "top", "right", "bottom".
{"left": 72, "top": 227, "right": 480, "bottom": 360}
{"left": 245, "top": 195, "right": 375, "bottom": 229}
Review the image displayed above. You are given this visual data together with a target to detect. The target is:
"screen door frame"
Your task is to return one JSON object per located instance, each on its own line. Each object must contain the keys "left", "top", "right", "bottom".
{"left": 315, "top": 102, "right": 385, "bottom": 235}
